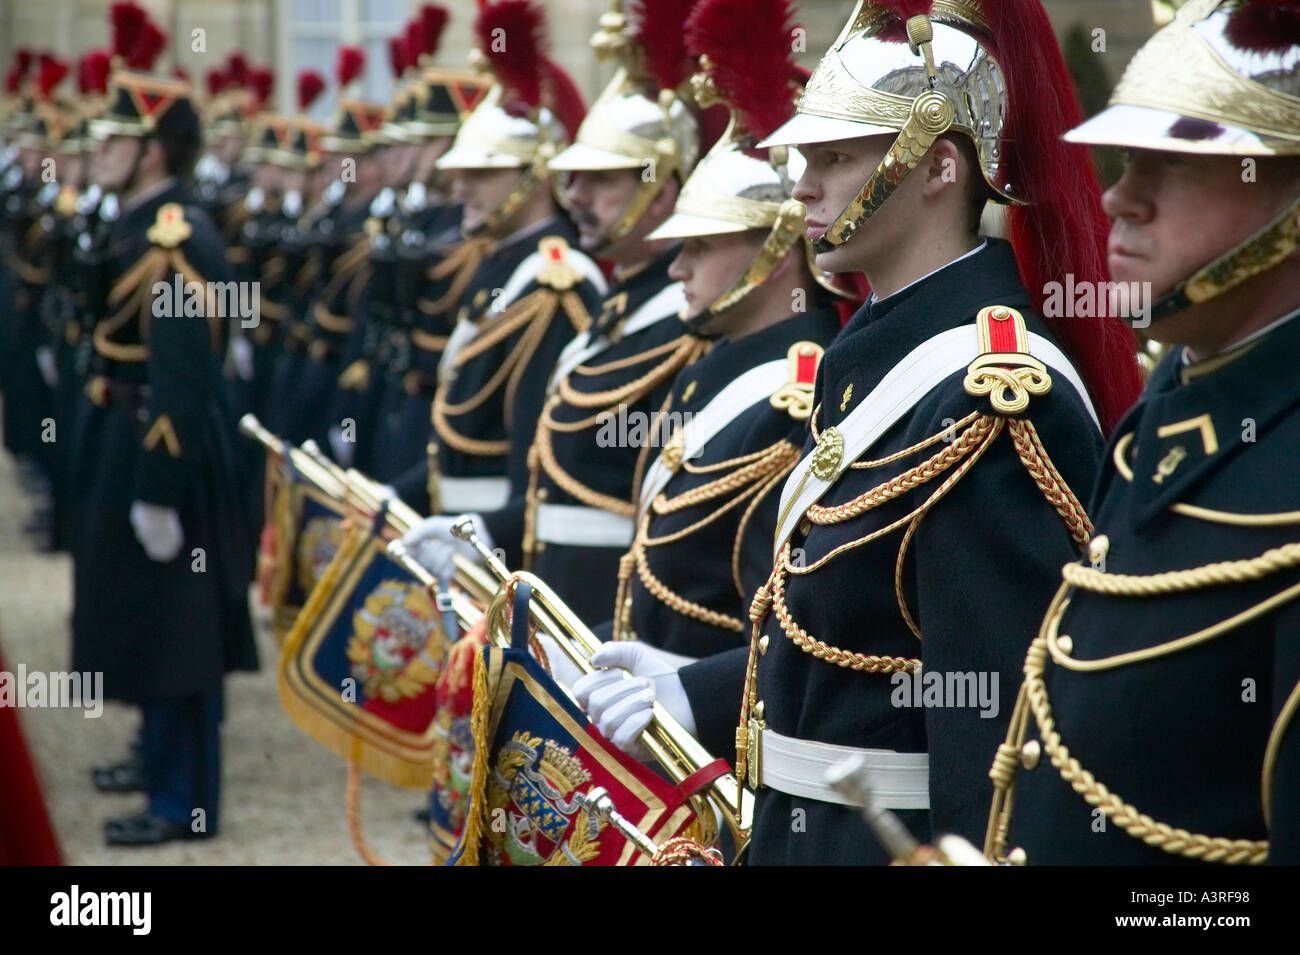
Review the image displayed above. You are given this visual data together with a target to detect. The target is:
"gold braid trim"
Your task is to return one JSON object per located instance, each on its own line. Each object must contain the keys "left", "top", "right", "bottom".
{"left": 421, "top": 238, "right": 490, "bottom": 316}
{"left": 1007, "top": 419, "right": 1094, "bottom": 550}
{"left": 97, "top": 245, "right": 213, "bottom": 361}
{"left": 613, "top": 440, "right": 801, "bottom": 639}
{"left": 1063, "top": 541, "right": 1300, "bottom": 597}
{"left": 1015, "top": 636, "right": 1268, "bottom": 865}
{"left": 454, "top": 648, "right": 492, "bottom": 866}
{"left": 533, "top": 400, "right": 636, "bottom": 516}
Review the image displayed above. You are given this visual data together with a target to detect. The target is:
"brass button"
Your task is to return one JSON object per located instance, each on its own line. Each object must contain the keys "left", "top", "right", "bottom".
{"left": 758, "top": 634, "right": 769, "bottom": 655}
{"left": 1007, "top": 847, "right": 1027, "bottom": 866}
{"left": 1057, "top": 635, "right": 1074, "bottom": 656}
{"left": 753, "top": 700, "right": 765, "bottom": 720}
{"left": 1020, "top": 739, "right": 1041, "bottom": 771}
{"left": 1088, "top": 534, "right": 1109, "bottom": 565}
{"left": 991, "top": 306, "right": 1010, "bottom": 321}
{"left": 536, "top": 488, "right": 549, "bottom": 501}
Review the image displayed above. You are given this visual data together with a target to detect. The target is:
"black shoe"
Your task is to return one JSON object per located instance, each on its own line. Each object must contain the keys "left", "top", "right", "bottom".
{"left": 92, "top": 757, "right": 146, "bottom": 793}
{"left": 413, "top": 807, "right": 431, "bottom": 825}
{"left": 104, "top": 811, "right": 215, "bottom": 847}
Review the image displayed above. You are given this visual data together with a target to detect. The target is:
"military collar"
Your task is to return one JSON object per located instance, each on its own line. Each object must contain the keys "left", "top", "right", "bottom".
{"left": 864, "top": 239, "right": 987, "bottom": 314}
{"left": 590, "top": 247, "right": 679, "bottom": 341}
{"left": 675, "top": 304, "right": 841, "bottom": 413}
{"left": 1177, "top": 305, "right": 1300, "bottom": 384}
{"left": 118, "top": 179, "right": 191, "bottom": 234}
{"left": 820, "top": 238, "right": 1031, "bottom": 422}
{"left": 1117, "top": 304, "right": 1300, "bottom": 530}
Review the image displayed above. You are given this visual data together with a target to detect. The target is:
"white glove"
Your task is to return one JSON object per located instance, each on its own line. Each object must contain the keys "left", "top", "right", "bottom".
{"left": 227, "top": 335, "right": 254, "bottom": 381}
{"left": 399, "top": 513, "right": 492, "bottom": 585}
{"left": 327, "top": 424, "right": 355, "bottom": 466}
{"left": 129, "top": 501, "right": 184, "bottom": 562}
{"left": 533, "top": 632, "right": 585, "bottom": 692}
{"left": 571, "top": 642, "right": 698, "bottom": 758}
{"left": 35, "top": 346, "right": 58, "bottom": 388}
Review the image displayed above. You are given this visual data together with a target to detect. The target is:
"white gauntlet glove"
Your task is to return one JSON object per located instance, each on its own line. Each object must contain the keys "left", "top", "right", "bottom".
{"left": 399, "top": 513, "right": 491, "bottom": 585}
{"left": 129, "top": 501, "right": 184, "bottom": 562}
{"left": 571, "top": 642, "right": 698, "bottom": 759}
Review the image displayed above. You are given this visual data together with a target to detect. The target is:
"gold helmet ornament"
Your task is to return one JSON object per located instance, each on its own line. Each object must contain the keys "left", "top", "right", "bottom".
{"left": 1066, "top": 0, "right": 1300, "bottom": 325}
{"left": 436, "top": 0, "right": 587, "bottom": 239}
{"left": 548, "top": 0, "right": 704, "bottom": 248}
{"left": 648, "top": 0, "right": 845, "bottom": 324}
{"left": 761, "top": 0, "right": 1144, "bottom": 432}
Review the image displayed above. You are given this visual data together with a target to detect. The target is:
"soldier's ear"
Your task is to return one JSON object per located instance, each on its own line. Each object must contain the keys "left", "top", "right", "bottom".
{"left": 921, "top": 137, "right": 963, "bottom": 200}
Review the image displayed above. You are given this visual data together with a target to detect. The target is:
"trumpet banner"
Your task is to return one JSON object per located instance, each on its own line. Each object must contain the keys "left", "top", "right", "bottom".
{"left": 449, "top": 584, "right": 727, "bottom": 866}
{"left": 260, "top": 456, "right": 348, "bottom": 643}
{"left": 427, "top": 624, "right": 487, "bottom": 864}
{"left": 278, "top": 521, "right": 454, "bottom": 788}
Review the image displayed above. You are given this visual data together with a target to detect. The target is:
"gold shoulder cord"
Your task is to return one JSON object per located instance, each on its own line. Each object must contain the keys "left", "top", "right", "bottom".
{"left": 527, "top": 335, "right": 707, "bottom": 560}
{"left": 736, "top": 306, "right": 1096, "bottom": 795}
{"left": 985, "top": 517, "right": 1300, "bottom": 865}
{"left": 431, "top": 286, "right": 591, "bottom": 458}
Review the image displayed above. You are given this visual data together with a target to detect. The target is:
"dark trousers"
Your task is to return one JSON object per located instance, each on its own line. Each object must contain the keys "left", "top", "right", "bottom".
{"left": 140, "top": 689, "right": 223, "bottom": 834}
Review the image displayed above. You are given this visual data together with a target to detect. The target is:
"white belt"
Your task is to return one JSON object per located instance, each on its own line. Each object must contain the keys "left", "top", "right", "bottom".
{"left": 535, "top": 503, "right": 635, "bottom": 548}
{"left": 437, "top": 475, "right": 510, "bottom": 513}
{"left": 758, "top": 727, "right": 930, "bottom": 810}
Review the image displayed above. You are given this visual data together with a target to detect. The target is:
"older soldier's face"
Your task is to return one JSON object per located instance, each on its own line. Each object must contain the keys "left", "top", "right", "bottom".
{"left": 563, "top": 168, "right": 640, "bottom": 254}
{"left": 91, "top": 135, "right": 140, "bottom": 192}
{"left": 1104, "top": 149, "right": 1300, "bottom": 344}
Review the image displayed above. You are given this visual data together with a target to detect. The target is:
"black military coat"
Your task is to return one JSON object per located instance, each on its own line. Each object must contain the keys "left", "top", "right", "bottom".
{"left": 69, "top": 182, "right": 257, "bottom": 702}
{"left": 478, "top": 249, "right": 701, "bottom": 622}
{"left": 682, "top": 240, "right": 1105, "bottom": 865}
{"left": 431, "top": 216, "right": 604, "bottom": 530}
{"left": 1005, "top": 308, "right": 1300, "bottom": 866}
{"left": 624, "top": 305, "right": 842, "bottom": 659}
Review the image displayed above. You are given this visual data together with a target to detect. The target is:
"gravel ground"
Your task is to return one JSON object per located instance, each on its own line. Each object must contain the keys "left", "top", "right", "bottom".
{"left": 0, "top": 446, "right": 431, "bottom": 865}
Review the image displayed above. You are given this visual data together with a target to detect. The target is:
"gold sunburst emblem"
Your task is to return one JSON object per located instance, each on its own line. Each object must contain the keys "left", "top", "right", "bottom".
{"left": 811, "top": 426, "right": 844, "bottom": 480}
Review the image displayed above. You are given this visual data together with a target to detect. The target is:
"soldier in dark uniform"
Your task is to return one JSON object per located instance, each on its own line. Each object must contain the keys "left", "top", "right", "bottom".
{"left": 990, "top": 0, "right": 1300, "bottom": 867}
{"left": 570, "top": 0, "right": 845, "bottom": 698}
{"left": 399, "top": 0, "right": 607, "bottom": 580}
{"left": 367, "top": 61, "right": 487, "bottom": 498}
{"left": 74, "top": 61, "right": 257, "bottom": 846}
{"left": 575, "top": 0, "right": 1145, "bottom": 865}
{"left": 408, "top": 3, "right": 709, "bottom": 624}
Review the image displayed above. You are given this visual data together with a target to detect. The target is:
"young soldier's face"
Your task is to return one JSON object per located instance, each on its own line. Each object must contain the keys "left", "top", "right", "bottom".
{"left": 563, "top": 168, "right": 641, "bottom": 255}
{"left": 1104, "top": 150, "right": 1300, "bottom": 344}
{"left": 452, "top": 166, "right": 525, "bottom": 234}
{"left": 668, "top": 229, "right": 766, "bottom": 328}
{"left": 793, "top": 133, "right": 917, "bottom": 274}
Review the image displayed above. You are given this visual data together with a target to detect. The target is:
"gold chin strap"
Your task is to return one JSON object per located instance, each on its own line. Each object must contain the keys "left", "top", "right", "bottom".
{"left": 813, "top": 16, "right": 955, "bottom": 255}
{"left": 1148, "top": 193, "right": 1300, "bottom": 325}
{"left": 465, "top": 144, "right": 557, "bottom": 241}
{"left": 700, "top": 199, "right": 807, "bottom": 320}
{"left": 606, "top": 92, "right": 685, "bottom": 245}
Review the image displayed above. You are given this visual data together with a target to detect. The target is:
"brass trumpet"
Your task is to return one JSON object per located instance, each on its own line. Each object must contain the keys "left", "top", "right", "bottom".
{"left": 450, "top": 517, "right": 754, "bottom": 853}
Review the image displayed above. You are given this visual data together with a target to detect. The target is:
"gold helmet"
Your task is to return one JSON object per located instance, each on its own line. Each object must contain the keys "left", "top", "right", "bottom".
{"left": 548, "top": 1, "right": 703, "bottom": 245}
{"left": 648, "top": 0, "right": 840, "bottom": 320}
{"left": 435, "top": 0, "right": 586, "bottom": 238}
{"left": 1065, "top": 0, "right": 1300, "bottom": 323}
{"left": 760, "top": 0, "right": 1024, "bottom": 255}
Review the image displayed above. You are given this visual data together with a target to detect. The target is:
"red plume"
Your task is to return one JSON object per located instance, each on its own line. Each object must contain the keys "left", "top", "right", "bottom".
{"left": 206, "top": 67, "right": 228, "bottom": 98}
{"left": 419, "top": 5, "right": 451, "bottom": 58}
{"left": 226, "top": 53, "right": 249, "bottom": 87}
{"left": 16, "top": 48, "right": 35, "bottom": 78}
{"left": 629, "top": 0, "right": 698, "bottom": 91}
{"left": 36, "top": 55, "right": 68, "bottom": 100}
{"left": 250, "top": 67, "right": 275, "bottom": 105}
{"left": 1225, "top": 0, "right": 1300, "bottom": 52}
{"left": 541, "top": 60, "right": 586, "bottom": 140}
{"left": 476, "top": 0, "right": 545, "bottom": 108}
{"left": 297, "top": 69, "right": 326, "bottom": 112}
{"left": 976, "top": 0, "right": 1141, "bottom": 430}
{"left": 686, "top": 0, "right": 804, "bottom": 142}
{"left": 110, "top": 2, "right": 148, "bottom": 61}
{"left": 126, "top": 20, "right": 168, "bottom": 72}
{"left": 81, "top": 51, "right": 113, "bottom": 96}
{"left": 389, "top": 36, "right": 409, "bottom": 79}
{"left": 336, "top": 45, "right": 366, "bottom": 89}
